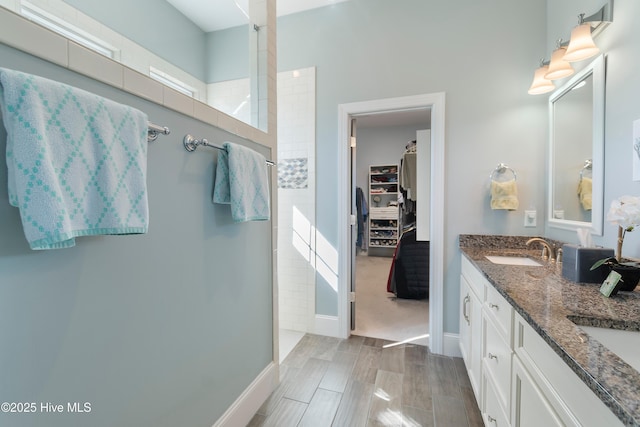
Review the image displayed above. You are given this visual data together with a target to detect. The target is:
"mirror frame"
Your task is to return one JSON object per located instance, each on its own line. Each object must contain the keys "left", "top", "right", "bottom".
{"left": 547, "top": 54, "right": 605, "bottom": 235}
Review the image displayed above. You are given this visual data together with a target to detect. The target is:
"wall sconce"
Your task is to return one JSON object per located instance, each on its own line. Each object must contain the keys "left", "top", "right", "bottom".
{"left": 528, "top": 61, "right": 555, "bottom": 95}
{"left": 545, "top": 42, "right": 574, "bottom": 80}
{"left": 528, "top": 1, "right": 612, "bottom": 94}
{"left": 564, "top": 19, "right": 600, "bottom": 62}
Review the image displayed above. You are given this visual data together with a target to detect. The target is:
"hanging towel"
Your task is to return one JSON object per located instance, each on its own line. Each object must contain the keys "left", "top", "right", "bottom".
{"left": 213, "top": 141, "right": 270, "bottom": 222}
{"left": 490, "top": 179, "right": 519, "bottom": 210}
{"left": 0, "top": 68, "right": 149, "bottom": 250}
{"left": 577, "top": 177, "right": 592, "bottom": 211}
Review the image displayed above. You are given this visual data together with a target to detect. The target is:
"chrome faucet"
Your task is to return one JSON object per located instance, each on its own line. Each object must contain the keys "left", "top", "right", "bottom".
{"left": 526, "top": 237, "right": 557, "bottom": 262}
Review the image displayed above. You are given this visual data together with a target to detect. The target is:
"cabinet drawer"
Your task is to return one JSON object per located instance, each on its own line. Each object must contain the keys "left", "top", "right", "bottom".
{"left": 461, "top": 255, "right": 487, "bottom": 298}
{"left": 484, "top": 284, "right": 512, "bottom": 344}
{"left": 483, "top": 373, "right": 510, "bottom": 427}
{"left": 484, "top": 315, "right": 512, "bottom": 412}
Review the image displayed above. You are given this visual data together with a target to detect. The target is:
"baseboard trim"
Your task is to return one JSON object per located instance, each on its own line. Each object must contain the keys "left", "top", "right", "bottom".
{"left": 314, "top": 314, "right": 340, "bottom": 337}
{"left": 212, "top": 362, "right": 277, "bottom": 427}
{"left": 443, "top": 333, "right": 462, "bottom": 358}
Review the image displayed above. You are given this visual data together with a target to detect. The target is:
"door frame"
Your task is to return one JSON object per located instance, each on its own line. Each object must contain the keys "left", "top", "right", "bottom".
{"left": 337, "top": 92, "right": 446, "bottom": 354}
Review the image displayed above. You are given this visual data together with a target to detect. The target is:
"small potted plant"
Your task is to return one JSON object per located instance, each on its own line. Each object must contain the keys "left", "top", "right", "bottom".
{"left": 592, "top": 195, "right": 640, "bottom": 291}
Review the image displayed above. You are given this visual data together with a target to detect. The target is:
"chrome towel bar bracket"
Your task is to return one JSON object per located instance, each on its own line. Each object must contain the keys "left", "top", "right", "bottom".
{"left": 147, "top": 122, "right": 170, "bottom": 142}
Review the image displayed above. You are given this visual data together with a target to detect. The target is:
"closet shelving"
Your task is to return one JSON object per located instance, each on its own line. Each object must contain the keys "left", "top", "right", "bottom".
{"left": 368, "top": 164, "right": 400, "bottom": 249}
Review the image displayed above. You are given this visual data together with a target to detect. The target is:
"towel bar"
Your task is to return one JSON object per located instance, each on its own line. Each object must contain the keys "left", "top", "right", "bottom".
{"left": 183, "top": 134, "right": 275, "bottom": 166}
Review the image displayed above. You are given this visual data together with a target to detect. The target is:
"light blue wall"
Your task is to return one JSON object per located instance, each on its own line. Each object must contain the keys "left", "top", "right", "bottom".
{"left": 63, "top": 0, "right": 207, "bottom": 81}
{"left": 545, "top": 0, "right": 640, "bottom": 258}
{"left": 206, "top": 25, "right": 250, "bottom": 83}
{"left": 0, "top": 43, "right": 272, "bottom": 427}
{"left": 278, "top": 0, "right": 548, "bottom": 329}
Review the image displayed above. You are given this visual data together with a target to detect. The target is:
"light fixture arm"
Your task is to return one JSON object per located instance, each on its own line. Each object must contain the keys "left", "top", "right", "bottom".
{"left": 579, "top": 0, "right": 612, "bottom": 36}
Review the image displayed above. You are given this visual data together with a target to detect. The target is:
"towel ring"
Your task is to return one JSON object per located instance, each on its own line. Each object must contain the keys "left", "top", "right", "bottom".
{"left": 579, "top": 159, "right": 592, "bottom": 179}
{"left": 489, "top": 163, "right": 517, "bottom": 181}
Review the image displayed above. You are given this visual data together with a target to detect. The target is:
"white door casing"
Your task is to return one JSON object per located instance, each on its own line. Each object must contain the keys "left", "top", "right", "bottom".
{"left": 337, "top": 92, "right": 446, "bottom": 354}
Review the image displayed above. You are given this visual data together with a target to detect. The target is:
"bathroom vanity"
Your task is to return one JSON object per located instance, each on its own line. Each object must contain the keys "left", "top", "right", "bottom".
{"left": 459, "top": 235, "right": 640, "bottom": 427}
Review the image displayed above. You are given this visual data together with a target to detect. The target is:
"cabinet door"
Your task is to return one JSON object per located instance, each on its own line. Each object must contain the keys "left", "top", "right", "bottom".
{"left": 459, "top": 274, "right": 482, "bottom": 400}
{"left": 512, "top": 358, "right": 563, "bottom": 427}
{"left": 459, "top": 275, "right": 472, "bottom": 362}
{"left": 469, "top": 286, "right": 482, "bottom": 399}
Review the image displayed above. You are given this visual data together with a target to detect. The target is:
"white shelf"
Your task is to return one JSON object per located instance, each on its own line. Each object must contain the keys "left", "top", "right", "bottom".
{"left": 368, "top": 164, "right": 399, "bottom": 253}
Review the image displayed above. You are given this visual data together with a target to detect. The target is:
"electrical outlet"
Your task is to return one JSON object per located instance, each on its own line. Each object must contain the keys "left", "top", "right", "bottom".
{"left": 524, "top": 210, "right": 537, "bottom": 227}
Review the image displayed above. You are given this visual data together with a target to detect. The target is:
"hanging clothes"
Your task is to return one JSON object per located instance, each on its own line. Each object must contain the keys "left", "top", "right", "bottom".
{"left": 401, "top": 150, "right": 417, "bottom": 201}
{"left": 399, "top": 141, "right": 417, "bottom": 225}
{"left": 355, "top": 187, "right": 368, "bottom": 249}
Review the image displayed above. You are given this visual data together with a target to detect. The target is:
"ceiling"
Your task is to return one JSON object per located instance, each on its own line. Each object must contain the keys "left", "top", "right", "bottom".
{"left": 166, "top": 0, "right": 350, "bottom": 32}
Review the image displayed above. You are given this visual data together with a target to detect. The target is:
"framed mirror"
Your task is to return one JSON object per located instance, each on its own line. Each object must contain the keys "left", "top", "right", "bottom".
{"left": 0, "top": 0, "right": 268, "bottom": 131}
{"left": 548, "top": 55, "right": 605, "bottom": 234}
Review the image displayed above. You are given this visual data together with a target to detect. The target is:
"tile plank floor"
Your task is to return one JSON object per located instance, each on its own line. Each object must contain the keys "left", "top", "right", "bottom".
{"left": 248, "top": 334, "right": 483, "bottom": 427}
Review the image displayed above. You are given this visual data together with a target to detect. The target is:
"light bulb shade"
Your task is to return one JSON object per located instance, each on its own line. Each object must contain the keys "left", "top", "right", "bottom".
{"left": 528, "top": 65, "right": 555, "bottom": 95}
{"left": 545, "top": 47, "right": 574, "bottom": 80}
{"left": 563, "top": 23, "right": 600, "bottom": 62}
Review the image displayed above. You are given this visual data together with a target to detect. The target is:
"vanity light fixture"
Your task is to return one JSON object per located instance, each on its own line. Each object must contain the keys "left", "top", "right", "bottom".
{"left": 564, "top": 20, "right": 601, "bottom": 62}
{"left": 527, "top": 62, "right": 555, "bottom": 95}
{"left": 528, "top": 0, "right": 612, "bottom": 94}
{"left": 545, "top": 42, "right": 574, "bottom": 80}
{"left": 564, "top": 1, "right": 612, "bottom": 62}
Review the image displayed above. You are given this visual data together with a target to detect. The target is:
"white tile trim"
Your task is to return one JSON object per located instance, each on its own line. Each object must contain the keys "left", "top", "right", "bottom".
{"left": 0, "top": 6, "right": 275, "bottom": 150}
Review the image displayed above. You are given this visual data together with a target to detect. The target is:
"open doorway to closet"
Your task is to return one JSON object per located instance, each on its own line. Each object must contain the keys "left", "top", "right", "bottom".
{"left": 338, "top": 93, "right": 445, "bottom": 354}
{"left": 351, "top": 110, "right": 431, "bottom": 345}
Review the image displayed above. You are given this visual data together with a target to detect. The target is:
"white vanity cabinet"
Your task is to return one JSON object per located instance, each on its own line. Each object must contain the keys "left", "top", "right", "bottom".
{"left": 460, "top": 255, "right": 624, "bottom": 427}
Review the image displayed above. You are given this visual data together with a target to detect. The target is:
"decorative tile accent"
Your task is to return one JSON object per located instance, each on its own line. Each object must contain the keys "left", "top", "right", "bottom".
{"left": 278, "top": 158, "right": 308, "bottom": 189}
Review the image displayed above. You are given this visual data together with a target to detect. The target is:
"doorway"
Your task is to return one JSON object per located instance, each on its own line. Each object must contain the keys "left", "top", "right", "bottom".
{"left": 337, "top": 93, "right": 446, "bottom": 354}
{"left": 351, "top": 112, "right": 431, "bottom": 345}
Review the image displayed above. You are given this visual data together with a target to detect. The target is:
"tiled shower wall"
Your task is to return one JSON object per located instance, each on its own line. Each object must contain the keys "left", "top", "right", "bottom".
{"left": 276, "top": 67, "right": 316, "bottom": 332}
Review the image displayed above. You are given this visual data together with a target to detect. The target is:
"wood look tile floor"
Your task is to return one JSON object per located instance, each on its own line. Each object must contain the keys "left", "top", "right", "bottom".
{"left": 247, "top": 334, "right": 483, "bottom": 427}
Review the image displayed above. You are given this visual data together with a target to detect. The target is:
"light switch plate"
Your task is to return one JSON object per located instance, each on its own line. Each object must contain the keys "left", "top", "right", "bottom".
{"left": 524, "top": 210, "right": 537, "bottom": 227}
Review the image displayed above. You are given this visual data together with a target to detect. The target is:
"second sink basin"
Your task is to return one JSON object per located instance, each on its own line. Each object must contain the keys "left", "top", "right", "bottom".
{"left": 485, "top": 255, "right": 542, "bottom": 266}
{"left": 577, "top": 325, "right": 640, "bottom": 373}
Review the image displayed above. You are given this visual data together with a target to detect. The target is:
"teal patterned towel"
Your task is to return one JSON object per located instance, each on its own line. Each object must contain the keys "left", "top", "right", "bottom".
{"left": 0, "top": 68, "right": 149, "bottom": 250}
{"left": 213, "top": 142, "right": 270, "bottom": 222}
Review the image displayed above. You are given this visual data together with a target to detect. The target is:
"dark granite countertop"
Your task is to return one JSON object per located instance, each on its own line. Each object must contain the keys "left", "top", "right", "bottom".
{"left": 460, "top": 234, "right": 640, "bottom": 427}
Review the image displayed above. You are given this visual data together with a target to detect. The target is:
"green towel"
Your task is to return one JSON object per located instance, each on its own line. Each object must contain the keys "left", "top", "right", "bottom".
{"left": 0, "top": 68, "right": 149, "bottom": 249}
{"left": 213, "top": 142, "right": 270, "bottom": 222}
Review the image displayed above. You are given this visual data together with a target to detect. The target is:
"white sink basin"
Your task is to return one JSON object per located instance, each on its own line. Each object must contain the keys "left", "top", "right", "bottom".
{"left": 578, "top": 325, "right": 640, "bottom": 372}
{"left": 485, "top": 255, "right": 542, "bottom": 266}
